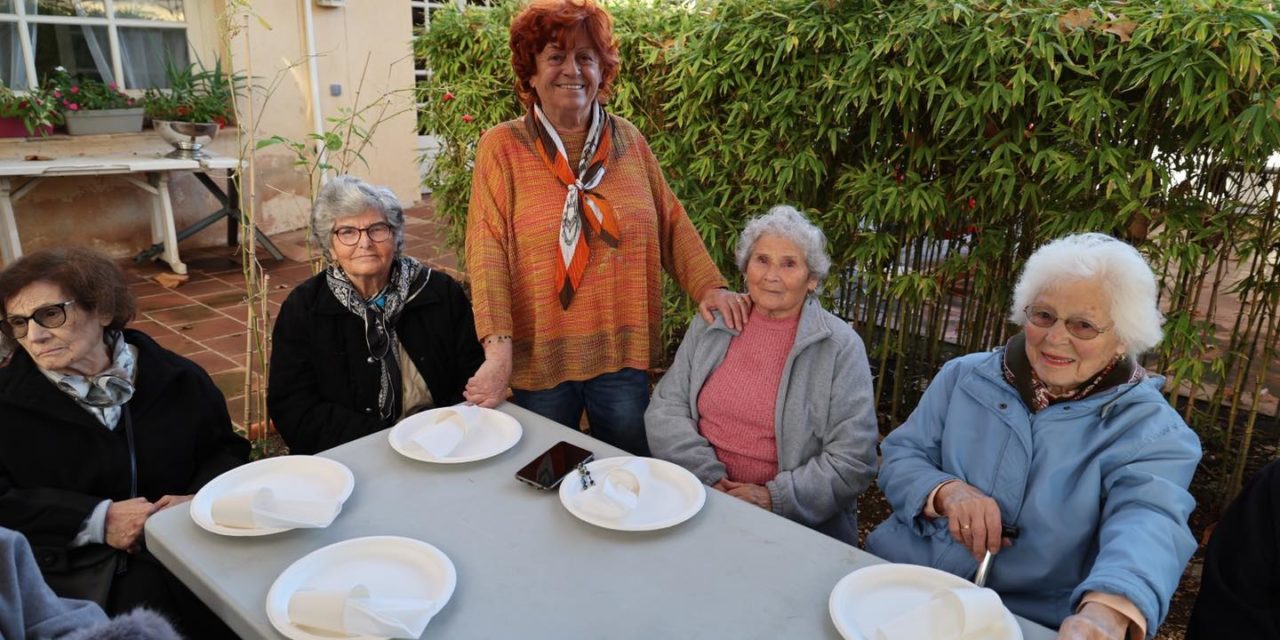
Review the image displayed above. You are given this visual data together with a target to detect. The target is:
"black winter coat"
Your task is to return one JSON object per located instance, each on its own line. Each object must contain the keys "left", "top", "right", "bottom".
{"left": 1186, "top": 459, "right": 1280, "bottom": 639}
{"left": 268, "top": 268, "right": 485, "bottom": 455}
{"left": 0, "top": 329, "right": 249, "bottom": 568}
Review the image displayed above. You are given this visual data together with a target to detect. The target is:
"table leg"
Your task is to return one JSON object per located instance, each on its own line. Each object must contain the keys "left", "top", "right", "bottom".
{"left": 189, "top": 170, "right": 283, "bottom": 261}
{"left": 0, "top": 178, "right": 21, "bottom": 265}
{"left": 147, "top": 173, "right": 188, "bottom": 275}
{"left": 227, "top": 169, "right": 239, "bottom": 247}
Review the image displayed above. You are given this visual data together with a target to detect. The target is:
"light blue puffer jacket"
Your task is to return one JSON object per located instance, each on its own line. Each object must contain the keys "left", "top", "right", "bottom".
{"left": 867, "top": 348, "right": 1201, "bottom": 636}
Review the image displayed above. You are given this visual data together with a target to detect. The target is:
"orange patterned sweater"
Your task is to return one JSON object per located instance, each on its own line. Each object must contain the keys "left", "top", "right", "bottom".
{"left": 466, "top": 115, "right": 727, "bottom": 391}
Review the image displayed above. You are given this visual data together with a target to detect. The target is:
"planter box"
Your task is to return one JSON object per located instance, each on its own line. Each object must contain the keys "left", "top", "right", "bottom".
{"left": 64, "top": 108, "right": 144, "bottom": 135}
{"left": 0, "top": 116, "right": 53, "bottom": 138}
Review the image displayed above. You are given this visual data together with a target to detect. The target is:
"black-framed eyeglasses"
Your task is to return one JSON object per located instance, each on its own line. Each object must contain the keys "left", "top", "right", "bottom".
{"left": 332, "top": 222, "right": 394, "bottom": 246}
{"left": 1, "top": 300, "right": 76, "bottom": 339}
{"left": 1023, "top": 305, "right": 1110, "bottom": 340}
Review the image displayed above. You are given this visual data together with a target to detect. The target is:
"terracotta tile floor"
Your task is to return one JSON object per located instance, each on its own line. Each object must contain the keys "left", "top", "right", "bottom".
{"left": 118, "top": 200, "right": 459, "bottom": 433}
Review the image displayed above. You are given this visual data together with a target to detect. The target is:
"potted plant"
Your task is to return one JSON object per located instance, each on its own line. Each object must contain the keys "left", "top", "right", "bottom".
{"left": 144, "top": 57, "right": 242, "bottom": 158}
{"left": 0, "top": 82, "right": 60, "bottom": 138}
{"left": 50, "top": 67, "right": 144, "bottom": 135}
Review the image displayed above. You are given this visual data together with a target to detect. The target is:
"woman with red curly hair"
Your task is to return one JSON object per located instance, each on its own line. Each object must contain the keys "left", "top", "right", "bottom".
{"left": 463, "top": 0, "right": 748, "bottom": 454}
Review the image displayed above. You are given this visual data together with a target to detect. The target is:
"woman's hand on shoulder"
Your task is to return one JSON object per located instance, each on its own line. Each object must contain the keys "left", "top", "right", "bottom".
{"left": 699, "top": 288, "right": 751, "bottom": 331}
{"left": 105, "top": 497, "right": 156, "bottom": 552}
{"left": 1057, "top": 603, "right": 1130, "bottom": 640}
{"left": 935, "top": 480, "right": 1004, "bottom": 561}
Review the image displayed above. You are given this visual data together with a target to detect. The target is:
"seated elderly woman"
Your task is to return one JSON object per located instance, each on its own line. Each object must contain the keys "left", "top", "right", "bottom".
{"left": 867, "top": 233, "right": 1201, "bottom": 639}
{"left": 269, "top": 175, "right": 486, "bottom": 454}
{"left": 0, "top": 248, "right": 249, "bottom": 638}
{"left": 646, "top": 205, "right": 878, "bottom": 544}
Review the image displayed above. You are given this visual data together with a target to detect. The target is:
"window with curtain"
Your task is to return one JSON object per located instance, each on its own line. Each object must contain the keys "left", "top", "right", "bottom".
{"left": 0, "top": 0, "right": 187, "bottom": 90}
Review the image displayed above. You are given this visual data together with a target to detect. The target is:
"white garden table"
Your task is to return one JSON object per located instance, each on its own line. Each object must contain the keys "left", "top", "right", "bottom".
{"left": 0, "top": 153, "right": 277, "bottom": 273}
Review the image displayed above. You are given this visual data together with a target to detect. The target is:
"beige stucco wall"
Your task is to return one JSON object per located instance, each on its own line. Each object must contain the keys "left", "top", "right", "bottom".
{"left": 0, "top": 0, "right": 421, "bottom": 263}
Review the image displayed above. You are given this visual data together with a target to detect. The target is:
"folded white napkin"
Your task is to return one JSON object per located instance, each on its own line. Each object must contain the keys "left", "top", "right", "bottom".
{"left": 288, "top": 584, "right": 439, "bottom": 639}
{"left": 411, "top": 405, "right": 483, "bottom": 458}
{"left": 209, "top": 487, "right": 341, "bottom": 530}
{"left": 873, "top": 586, "right": 1005, "bottom": 640}
{"left": 570, "top": 461, "right": 647, "bottom": 520}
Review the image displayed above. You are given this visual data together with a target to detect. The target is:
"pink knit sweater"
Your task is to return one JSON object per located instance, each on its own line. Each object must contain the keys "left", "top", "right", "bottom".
{"left": 695, "top": 309, "right": 800, "bottom": 484}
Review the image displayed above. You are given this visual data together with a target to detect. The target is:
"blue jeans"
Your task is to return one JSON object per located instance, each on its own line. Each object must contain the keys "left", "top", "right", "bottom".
{"left": 512, "top": 368, "right": 651, "bottom": 456}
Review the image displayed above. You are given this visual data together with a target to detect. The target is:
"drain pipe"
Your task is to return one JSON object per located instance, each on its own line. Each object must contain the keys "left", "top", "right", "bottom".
{"left": 302, "top": 0, "right": 328, "bottom": 183}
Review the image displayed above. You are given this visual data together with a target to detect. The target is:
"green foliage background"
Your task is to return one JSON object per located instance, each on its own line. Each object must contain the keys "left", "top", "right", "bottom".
{"left": 418, "top": 0, "right": 1280, "bottom": 504}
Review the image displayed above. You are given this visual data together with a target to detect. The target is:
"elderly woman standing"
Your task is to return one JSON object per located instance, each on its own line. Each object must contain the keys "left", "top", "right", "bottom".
{"left": 868, "top": 233, "right": 1201, "bottom": 639}
{"left": 0, "top": 248, "right": 247, "bottom": 637}
{"left": 269, "top": 176, "right": 485, "bottom": 454}
{"left": 463, "top": 0, "right": 746, "bottom": 455}
{"left": 646, "top": 206, "right": 878, "bottom": 544}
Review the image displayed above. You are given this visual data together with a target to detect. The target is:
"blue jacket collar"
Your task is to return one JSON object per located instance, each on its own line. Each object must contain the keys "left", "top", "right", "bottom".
{"left": 967, "top": 346, "right": 1166, "bottom": 419}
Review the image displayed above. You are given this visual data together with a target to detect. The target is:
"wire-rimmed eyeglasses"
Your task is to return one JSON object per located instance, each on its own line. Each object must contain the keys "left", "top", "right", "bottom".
{"left": 1023, "top": 305, "right": 1111, "bottom": 340}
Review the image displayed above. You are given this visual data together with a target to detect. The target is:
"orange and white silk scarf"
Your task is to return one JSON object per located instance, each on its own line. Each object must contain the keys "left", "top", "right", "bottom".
{"left": 527, "top": 102, "right": 619, "bottom": 309}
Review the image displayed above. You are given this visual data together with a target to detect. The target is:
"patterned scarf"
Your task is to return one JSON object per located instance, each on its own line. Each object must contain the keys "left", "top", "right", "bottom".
{"left": 326, "top": 256, "right": 430, "bottom": 423}
{"left": 1002, "top": 333, "right": 1144, "bottom": 412}
{"left": 526, "top": 101, "right": 619, "bottom": 309}
{"left": 41, "top": 329, "right": 137, "bottom": 429}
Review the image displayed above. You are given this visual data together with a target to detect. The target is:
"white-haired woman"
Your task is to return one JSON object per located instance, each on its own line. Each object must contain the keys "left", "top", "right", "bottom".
{"left": 269, "top": 176, "right": 485, "bottom": 454}
{"left": 868, "top": 233, "right": 1201, "bottom": 639}
{"left": 646, "top": 206, "right": 878, "bottom": 544}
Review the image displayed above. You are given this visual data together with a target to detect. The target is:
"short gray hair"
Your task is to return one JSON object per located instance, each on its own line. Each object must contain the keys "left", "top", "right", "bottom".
{"left": 1010, "top": 232, "right": 1164, "bottom": 357}
{"left": 735, "top": 205, "right": 832, "bottom": 287}
{"left": 310, "top": 175, "right": 407, "bottom": 261}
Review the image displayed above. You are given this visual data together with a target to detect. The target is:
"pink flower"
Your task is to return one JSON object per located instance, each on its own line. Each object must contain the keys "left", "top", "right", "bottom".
{"left": 461, "top": 114, "right": 474, "bottom": 123}
{"left": 70, "top": 86, "right": 80, "bottom": 94}
{"left": 53, "top": 90, "right": 62, "bottom": 98}
{"left": 108, "top": 82, "right": 117, "bottom": 90}
{"left": 67, "top": 103, "right": 79, "bottom": 111}
{"left": 442, "top": 91, "right": 455, "bottom": 102}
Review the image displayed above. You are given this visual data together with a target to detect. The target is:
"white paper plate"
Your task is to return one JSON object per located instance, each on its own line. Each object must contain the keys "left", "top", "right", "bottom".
{"left": 266, "top": 536, "right": 457, "bottom": 640}
{"left": 829, "top": 563, "right": 1023, "bottom": 640}
{"left": 190, "top": 456, "right": 355, "bottom": 537}
{"left": 388, "top": 406, "right": 523, "bottom": 464}
{"left": 558, "top": 456, "right": 706, "bottom": 531}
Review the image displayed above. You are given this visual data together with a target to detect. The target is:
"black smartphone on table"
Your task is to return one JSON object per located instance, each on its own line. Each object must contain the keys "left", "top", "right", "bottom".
{"left": 515, "top": 441, "right": 594, "bottom": 490}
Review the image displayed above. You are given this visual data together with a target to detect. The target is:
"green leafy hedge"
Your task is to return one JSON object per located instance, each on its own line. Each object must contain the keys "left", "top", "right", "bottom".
{"left": 419, "top": 0, "right": 1280, "bottom": 503}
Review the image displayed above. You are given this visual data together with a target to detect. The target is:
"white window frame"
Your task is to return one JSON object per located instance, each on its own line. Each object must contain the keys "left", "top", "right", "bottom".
{"left": 411, "top": 0, "right": 493, "bottom": 87}
{"left": 413, "top": 0, "right": 490, "bottom": 190}
{"left": 1, "top": 0, "right": 187, "bottom": 90}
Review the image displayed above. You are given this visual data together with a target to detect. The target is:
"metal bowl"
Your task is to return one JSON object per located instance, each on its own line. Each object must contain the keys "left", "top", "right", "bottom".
{"left": 153, "top": 120, "right": 220, "bottom": 159}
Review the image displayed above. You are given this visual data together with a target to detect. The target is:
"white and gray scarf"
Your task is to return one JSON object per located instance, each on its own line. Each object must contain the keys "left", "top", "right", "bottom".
{"left": 42, "top": 329, "right": 137, "bottom": 429}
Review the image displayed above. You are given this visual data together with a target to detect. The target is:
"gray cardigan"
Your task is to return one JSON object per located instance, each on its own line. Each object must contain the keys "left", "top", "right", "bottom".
{"left": 645, "top": 299, "right": 879, "bottom": 545}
